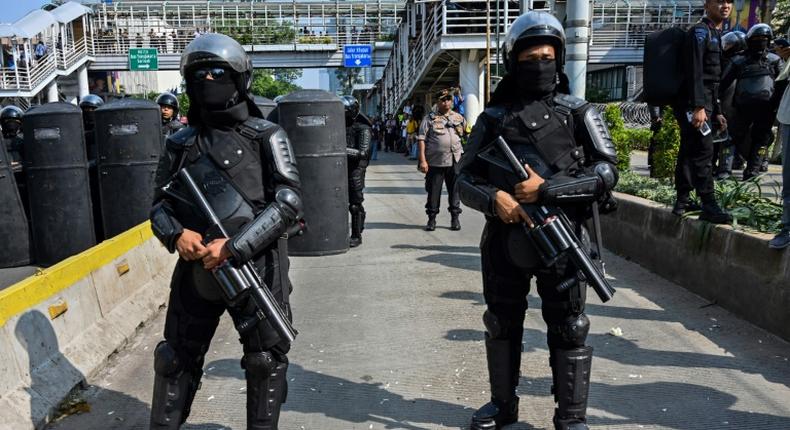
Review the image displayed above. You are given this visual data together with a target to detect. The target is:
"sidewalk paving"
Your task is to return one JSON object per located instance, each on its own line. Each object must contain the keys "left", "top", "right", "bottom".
{"left": 46, "top": 151, "right": 790, "bottom": 430}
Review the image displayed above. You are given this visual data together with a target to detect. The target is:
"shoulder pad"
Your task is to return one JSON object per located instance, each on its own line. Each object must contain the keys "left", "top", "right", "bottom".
{"left": 553, "top": 94, "right": 588, "bottom": 111}
{"left": 165, "top": 126, "right": 197, "bottom": 150}
{"left": 237, "top": 117, "right": 278, "bottom": 140}
{"left": 268, "top": 127, "right": 300, "bottom": 187}
{"left": 767, "top": 52, "right": 782, "bottom": 62}
{"left": 482, "top": 105, "right": 507, "bottom": 120}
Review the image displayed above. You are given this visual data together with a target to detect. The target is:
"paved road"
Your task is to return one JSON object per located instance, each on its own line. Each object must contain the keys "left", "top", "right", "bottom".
{"left": 47, "top": 151, "right": 790, "bottom": 430}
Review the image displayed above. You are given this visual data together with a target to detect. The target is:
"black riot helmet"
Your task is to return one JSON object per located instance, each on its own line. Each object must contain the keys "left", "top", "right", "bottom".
{"left": 746, "top": 23, "right": 773, "bottom": 41}
{"left": 79, "top": 94, "right": 104, "bottom": 110}
{"left": 180, "top": 33, "right": 262, "bottom": 120}
{"left": 502, "top": 11, "right": 565, "bottom": 74}
{"left": 155, "top": 91, "right": 179, "bottom": 118}
{"left": 746, "top": 24, "right": 773, "bottom": 53}
{"left": 341, "top": 95, "right": 360, "bottom": 123}
{"left": 79, "top": 95, "right": 103, "bottom": 130}
{"left": 0, "top": 105, "right": 23, "bottom": 137}
{"left": 722, "top": 31, "right": 747, "bottom": 55}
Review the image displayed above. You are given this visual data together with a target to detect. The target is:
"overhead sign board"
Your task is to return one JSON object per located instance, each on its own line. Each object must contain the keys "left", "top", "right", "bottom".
{"left": 343, "top": 44, "right": 372, "bottom": 68}
{"left": 128, "top": 48, "right": 158, "bottom": 71}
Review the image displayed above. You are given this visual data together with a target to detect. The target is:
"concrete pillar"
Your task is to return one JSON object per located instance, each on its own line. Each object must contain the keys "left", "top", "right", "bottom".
{"left": 565, "top": 0, "right": 590, "bottom": 99}
{"left": 78, "top": 66, "right": 89, "bottom": 99}
{"left": 459, "top": 49, "right": 482, "bottom": 126}
{"left": 46, "top": 81, "right": 59, "bottom": 103}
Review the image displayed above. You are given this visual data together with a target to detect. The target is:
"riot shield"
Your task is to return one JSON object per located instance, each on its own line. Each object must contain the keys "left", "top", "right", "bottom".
{"left": 0, "top": 140, "right": 31, "bottom": 267}
{"left": 277, "top": 90, "right": 349, "bottom": 256}
{"left": 23, "top": 102, "right": 95, "bottom": 266}
{"left": 94, "top": 98, "right": 162, "bottom": 238}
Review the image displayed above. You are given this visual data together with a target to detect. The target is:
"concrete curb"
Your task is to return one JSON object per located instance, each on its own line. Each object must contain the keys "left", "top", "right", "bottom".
{"left": 602, "top": 192, "right": 790, "bottom": 341}
{"left": 0, "top": 226, "right": 176, "bottom": 430}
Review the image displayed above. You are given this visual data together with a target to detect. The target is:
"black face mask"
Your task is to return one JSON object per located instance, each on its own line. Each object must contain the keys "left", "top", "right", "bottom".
{"left": 748, "top": 39, "right": 769, "bottom": 53}
{"left": 514, "top": 60, "right": 557, "bottom": 98}
{"left": 191, "top": 78, "right": 239, "bottom": 111}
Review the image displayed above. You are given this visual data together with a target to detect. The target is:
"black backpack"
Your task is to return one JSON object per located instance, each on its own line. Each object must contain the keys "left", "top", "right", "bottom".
{"left": 643, "top": 27, "right": 688, "bottom": 106}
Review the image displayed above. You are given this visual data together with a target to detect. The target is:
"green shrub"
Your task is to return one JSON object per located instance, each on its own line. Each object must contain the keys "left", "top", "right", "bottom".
{"left": 616, "top": 170, "right": 784, "bottom": 234}
{"left": 603, "top": 104, "right": 631, "bottom": 172}
{"left": 627, "top": 128, "right": 653, "bottom": 151}
{"left": 651, "top": 107, "right": 681, "bottom": 180}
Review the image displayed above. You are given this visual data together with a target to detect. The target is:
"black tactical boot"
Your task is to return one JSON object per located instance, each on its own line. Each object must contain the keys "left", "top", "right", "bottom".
{"left": 551, "top": 347, "right": 593, "bottom": 430}
{"left": 425, "top": 215, "right": 436, "bottom": 231}
{"left": 470, "top": 334, "right": 521, "bottom": 429}
{"left": 450, "top": 213, "right": 461, "bottom": 231}
{"left": 760, "top": 157, "right": 770, "bottom": 172}
{"left": 350, "top": 211, "right": 363, "bottom": 248}
{"left": 699, "top": 197, "right": 732, "bottom": 224}
{"left": 245, "top": 352, "right": 288, "bottom": 430}
{"left": 671, "top": 197, "right": 700, "bottom": 216}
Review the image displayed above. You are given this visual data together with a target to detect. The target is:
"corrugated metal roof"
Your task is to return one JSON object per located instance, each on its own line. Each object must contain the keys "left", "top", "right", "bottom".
{"left": 50, "top": 1, "right": 93, "bottom": 24}
{"left": 7, "top": 10, "right": 56, "bottom": 39}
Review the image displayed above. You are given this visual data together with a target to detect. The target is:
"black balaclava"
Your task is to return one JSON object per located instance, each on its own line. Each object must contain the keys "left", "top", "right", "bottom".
{"left": 748, "top": 38, "right": 769, "bottom": 54}
{"left": 2, "top": 120, "right": 21, "bottom": 138}
{"left": 192, "top": 77, "right": 239, "bottom": 111}
{"left": 514, "top": 59, "right": 557, "bottom": 98}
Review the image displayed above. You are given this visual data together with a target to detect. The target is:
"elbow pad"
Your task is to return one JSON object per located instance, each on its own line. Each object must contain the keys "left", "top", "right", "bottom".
{"left": 594, "top": 162, "right": 618, "bottom": 191}
{"left": 228, "top": 188, "right": 303, "bottom": 262}
{"left": 150, "top": 202, "right": 183, "bottom": 253}
{"left": 458, "top": 177, "right": 497, "bottom": 217}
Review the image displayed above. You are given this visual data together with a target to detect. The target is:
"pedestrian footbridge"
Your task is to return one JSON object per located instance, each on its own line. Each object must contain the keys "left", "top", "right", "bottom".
{"left": 380, "top": 0, "right": 702, "bottom": 122}
{"left": 0, "top": 0, "right": 702, "bottom": 106}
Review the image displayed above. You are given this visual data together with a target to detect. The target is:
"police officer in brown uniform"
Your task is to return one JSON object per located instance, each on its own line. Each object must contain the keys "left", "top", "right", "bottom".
{"left": 417, "top": 87, "right": 467, "bottom": 231}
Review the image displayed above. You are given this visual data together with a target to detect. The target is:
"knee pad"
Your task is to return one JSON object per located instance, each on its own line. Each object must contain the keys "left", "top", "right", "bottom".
{"left": 154, "top": 341, "right": 182, "bottom": 376}
{"left": 548, "top": 313, "right": 590, "bottom": 348}
{"left": 349, "top": 204, "right": 362, "bottom": 215}
{"left": 242, "top": 351, "right": 279, "bottom": 378}
{"left": 483, "top": 309, "right": 523, "bottom": 340}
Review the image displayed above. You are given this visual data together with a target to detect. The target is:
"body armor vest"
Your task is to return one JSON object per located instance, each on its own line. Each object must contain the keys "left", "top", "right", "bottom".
{"left": 486, "top": 97, "right": 585, "bottom": 194}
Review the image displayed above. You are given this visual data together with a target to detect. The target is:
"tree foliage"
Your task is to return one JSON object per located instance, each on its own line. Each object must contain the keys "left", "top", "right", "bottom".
{"left": 335, "top": 68, "right": 363, "bottom": 95}
{"left": 251, "top": 69, "right": 302, "bottom": 99}
{"left": 773, "top": 0, "right": 790, "bottom": 37}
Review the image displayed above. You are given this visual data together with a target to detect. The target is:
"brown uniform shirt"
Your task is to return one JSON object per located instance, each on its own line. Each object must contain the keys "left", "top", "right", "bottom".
{"left": 417, "top": 109, "right": 466, "bottom": 167}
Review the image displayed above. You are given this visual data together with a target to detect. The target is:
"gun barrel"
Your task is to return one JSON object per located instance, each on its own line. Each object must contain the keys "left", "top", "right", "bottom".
{"left": 567, "top": 243, "right": 615, "bottom": 302}
{"left": 177, "top": 167, "right": 298, "bottom": 343}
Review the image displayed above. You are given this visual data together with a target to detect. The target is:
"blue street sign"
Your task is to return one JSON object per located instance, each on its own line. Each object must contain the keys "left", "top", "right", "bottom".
{"left": 343, "top": 44, "right": 372, "bottom": 68}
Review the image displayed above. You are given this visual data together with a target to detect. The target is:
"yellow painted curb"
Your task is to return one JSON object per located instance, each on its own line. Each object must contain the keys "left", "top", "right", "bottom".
{"left": 0, "top": 222, "right": 155, "bottom": 327}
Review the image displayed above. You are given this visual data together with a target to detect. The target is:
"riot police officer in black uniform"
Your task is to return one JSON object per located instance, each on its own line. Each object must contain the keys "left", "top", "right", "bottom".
{"left": 457, "top": 12, "right": 618, "bottom": 430}
{"left": 720, "top": 24, "right": 784, "bottom": 180}
{"left": 156, "top": 91, "right": 185, "bottom": 138}
{"left": 341, "top": 95, "right": 372, "bottom": 248}
{"left": 715, "top": 30, "right": 747, "bottom": 179}
{"left": 149, "top": 34, "right": 302, "bottom": 430}
{"left": 79, "top": 94, "right": 104, "bottom": 160}
{"left": 672, "top": 0, "right": 732, "bottom": 223}
{"left": 1, "top": 105, "right": 25, "bottom": 165}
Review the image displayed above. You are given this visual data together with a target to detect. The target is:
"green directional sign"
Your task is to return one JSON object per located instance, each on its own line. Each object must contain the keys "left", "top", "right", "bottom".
{"left": 128, "top": 48, "right": 159, "bottom": 71}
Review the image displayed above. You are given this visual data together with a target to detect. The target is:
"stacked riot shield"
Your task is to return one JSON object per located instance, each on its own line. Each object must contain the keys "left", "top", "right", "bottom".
{"left": 94, "top": 98, "right": 161, "bottom": 238}
{"left": 23, "top": 102, "right": 95, "bottom": 266}
{"left": 254, "top": 96, "right": 277, "bottom": 118}
{"left": 277, "top": 90, "right": 349, "bottom": 255}
{"left": 0, "top": 139, "right": 31, "bottom": 267}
